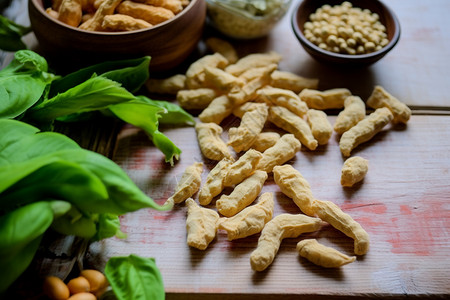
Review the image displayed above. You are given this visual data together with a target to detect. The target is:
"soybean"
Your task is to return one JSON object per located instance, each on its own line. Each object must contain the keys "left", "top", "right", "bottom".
{"left": 304, "top": 1, "right": 388, "bottom": 54}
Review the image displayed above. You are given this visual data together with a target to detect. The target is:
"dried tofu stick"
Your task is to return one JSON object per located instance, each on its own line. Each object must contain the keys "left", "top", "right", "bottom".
{"left": 198, "top": 158, "right": 233, "bottom": 206}
{"left": 136, "top": 0, "right": 184, "bottom": 14}
{"left": 238, "top": 63, "right": 278, "bottom": 83}
{"left": 165, "top": 162, "right": 203, "bottom": 206}
{"left": 46, "top": 8, "right": 59, "bottom": 19}
{"left": 116, "top": 1, "right": 175, "bottom": 25}
{"left": 232, "top": 102, "right": 265, "bottom": 119}
{"left": 223, "top": 149, "right": 263, "bottom": 187}
{"left": 80, "top": 0, "right": 95, "bottom": 12}
{"left": 366, "top": 85, "right": 411, "bottom": 124}
{"left": 176, "top": 88, "right": 217, "bottom": 110}
{"left": 257, "top": 86, "right": 309, "bottom": 117}
{"left": 296, "top": 239, "right": 356, "bottom": 268}
{"left": 312, "top": 200, "right": 370, "bottom": 255}
{"left": 273, "top": 164, "right": 315, "bottom": 217}
{"left": 203, "top": 66, "right": 245, "bottom": 93}
{"left": 306, "top": 109, "right": 333, "bottom": 145}
{"left": 225, "top": 51, "right": 282, "bottom": 76}
{"left": 79, "top": 16, "right": 94, "bottom": 29}
{"left": 79, "top": 0, "right": 122, "bottom": 31}
{"left": 270, "top": 70, "right": 319, "bottom": 93}
{"left": 256, "top": 134, "right": 301, "bottom": 173}
{"left": 250, "top": 214, "right": 322, "bottom": 271}
{"left": 52, "top": 0, "right": 64, "bottom": 11}
{"left": 341, "top": 156, "right": 369, "bottom": 187}
{"left": 339, "top": 107, "right": 393, "bottom": 157}
{"left": 299, "top": 88, "right": 351, "bottom": 110}
{"left": 198, "top": 95, "right": 234, "bottom": 124}
{"left": 186, "top": 198, "right": 219, "bottom": 250}
{"left": 268, "top": 106, "right": 318, "bottom": 151}
{"left": 195, "top": 122, "right": 233, "bottom": 161}
{"left": 93, "top": 0, "right": 106, "bottom": 9}
{"left": 101, "top": 14, "right": 153, "bottom": 31}
{"left": 205, "top": 37, "right": 239, "bottom": 64}
{"left": 218, "top": 192, "right": 274, "bottom": 241}
{"left": 216, "top": 170, "right": 268, "bottom": 217}
{"left": 228, "top": 64, "right": 277, "bottom": 106}
{"left": 228, "top": 103, "right": 268, "bottom": 153}
{"left": 145, "top": 74, "right": 186, "bottom": 95}
{"left": 250, "top": 132, "right": 280, "bottom": 152}
{"left": 81, "top": 12, "right": 94, "bottom": 23}
{"left": 334, "top": 96, "right": 366, "bottom": 134}
{"left": 185, "top": 53, "right": 229, "bottom": 89}
{"left": 58, "top": 0, "right": 82, "bottom": 27}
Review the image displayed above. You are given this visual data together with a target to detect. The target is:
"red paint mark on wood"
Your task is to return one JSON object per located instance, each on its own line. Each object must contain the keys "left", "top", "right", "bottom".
{"left": 153, "top": 215, "right": 170, "bottom": 221}
{"left": 341, "top": 203, "right": 387, "bottom": 214}
{"left": 387, "top": 224, "right": 432, "bottom": 256}
{"left": 386, "top": 201, "right": 448, "bottom": 256}
{"left": 356, "top": 216, "right": 389, "bottom": 228}
{"left": 149, "top": 155, "right": 169, "bottom": 174}
{"left": 128, "top": 147, "right": 147, "bottom": 170}
{"left": 400, "top": 205, "right": 412, "bottom": 215}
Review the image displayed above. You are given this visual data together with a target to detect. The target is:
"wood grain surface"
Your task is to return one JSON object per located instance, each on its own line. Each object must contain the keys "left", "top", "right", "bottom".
{"left": 1, "top": 0, "right": 450, "bottom": 299}
{"left": 86, "top": 115, "right": 450, "bottom": 299}
{"left": 198, "top": 0, "right": 450, "bottom": 111}
{"left": 1, "top": 0, "right": 450, "bottom": 111}
{"left": 80, "top": 0, "right": 450, "bottom": 298}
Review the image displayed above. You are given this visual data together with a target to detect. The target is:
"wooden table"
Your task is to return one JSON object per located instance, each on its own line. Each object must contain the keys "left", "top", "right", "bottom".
{"left": 85, "top": 1, "right": 450, "bottom": 299}
{"left": 2, "top": 0, "right": 449, "bottom": 299}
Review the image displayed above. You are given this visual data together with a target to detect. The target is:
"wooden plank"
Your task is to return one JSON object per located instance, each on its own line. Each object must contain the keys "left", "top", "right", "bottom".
{"left": 2, "top": 1, "right": 449, "bottom": 298}
{"left": 2, "top": 1, "right": 450, "bottom": 110}
{"left": 86, "top": 115, "right": 450, "bottom": 298}
{"left": 205, "top": 0, "right": 450, "bottom": 110}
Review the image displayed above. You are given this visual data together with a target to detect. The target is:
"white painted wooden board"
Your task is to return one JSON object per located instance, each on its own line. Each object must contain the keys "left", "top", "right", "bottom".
{"left": 86, "top": 115, "right": 450, "bottom": 299}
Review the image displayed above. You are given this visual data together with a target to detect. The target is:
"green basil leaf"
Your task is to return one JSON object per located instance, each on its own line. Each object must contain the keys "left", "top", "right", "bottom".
{"left": 49, "top": 149, "right": 173, "bottom": 213}
{"left": 0, "top": 51, "right": 57, "bottom": 119}
{"left": 1, "top": 50, "right": 49, "bottom": 76}
{"left": 101, "top": 57, "right": 150, "bottom": 94}
{"left": 0, "top": 120, "right": 171, "bottom": 213}
{"left": 0, "top": 200, "right": 68, "bottom": 258}
{"left": 0, "top": 155, "right": 61, "bottom": 195}
{"left": 109, "top": 101, "right": 181, "bottom": 165}
{"left": 0, "top": 35, "right": 27, "bottom": 52}
{"left": 0, "top": 119, "right": 79, "bottom": 167}
{"left": 55, "top": 111, "right": 98, "bottom": 123}
{"left": 0, "top": 119, "right": 40, "bottom": 153}
{"left": 93, "top": 213, "right": 127, "bottom": 241}
{"left": 0, "top": 160, "right": 109, "bottom": 213}
{"left": 49, "top": 56, "right": 151, "bottom": 96}
{"left": 0, "top": 131, "right": 80, "bottom": 166}
{"left": 0, "top": 200, "right": 70, "bottom": 293}
{"left": 0, "top": 74, "right": 48, "bottom": 119}
{"left": 0, "top": 235, "right": 42, "bottom": 293}
{"left": 136, "top": 96, "right": 195, "bottom": 126}
{"left": 0, "top": 16, "right": 31, "bottom": 51}
{"left": 51, "top": 206, "right": 98, "bottom": 239}
{"left": 27, "top": 76, "right": 136, "bottom": 123}
{"left": 105, "top": 254, "right": 165, "bottom": 300}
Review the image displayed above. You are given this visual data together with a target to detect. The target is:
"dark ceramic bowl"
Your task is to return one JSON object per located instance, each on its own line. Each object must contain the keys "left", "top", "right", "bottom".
{"left": 28, "top": 0, "right": 206, "bottom": 72}
{"left": 291, "top": 0, "right": 400, "bottom": 67}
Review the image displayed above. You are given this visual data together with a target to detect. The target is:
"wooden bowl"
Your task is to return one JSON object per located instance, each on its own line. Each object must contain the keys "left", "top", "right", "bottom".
{"left": 28, "top": 0, "right": 206, "bottom": 73}
{"left": 291, "top": 0, "right": 400, "bottom": 67}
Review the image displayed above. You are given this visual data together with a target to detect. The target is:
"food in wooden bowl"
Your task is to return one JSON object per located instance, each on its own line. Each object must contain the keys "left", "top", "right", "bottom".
{"left": 28, "top": 0, "right": 206, "bottom": 72}
{"left": 206, "top": 0, "right": 292, "bottom": 39}
{"left": 291, "top": 0, "right": 400, "bottom": 66}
